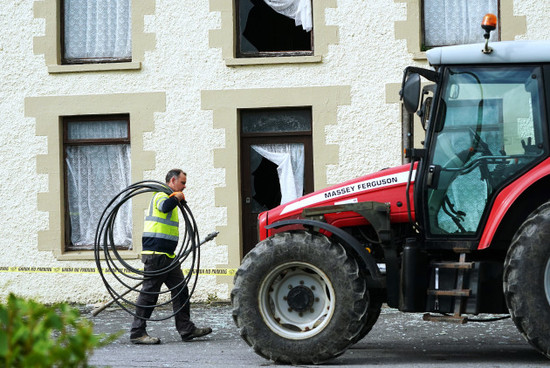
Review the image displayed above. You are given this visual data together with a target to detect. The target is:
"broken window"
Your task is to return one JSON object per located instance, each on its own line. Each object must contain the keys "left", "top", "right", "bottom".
{"left": 236, "top": 0, "right": 313, "bottom": 57}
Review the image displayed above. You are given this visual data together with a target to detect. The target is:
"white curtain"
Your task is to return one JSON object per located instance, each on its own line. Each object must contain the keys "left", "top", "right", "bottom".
{"left": 64, "top": 0, "right": 132, "bottom": 60}
{"left": 423, "top": 0, "right": 498, "bottom": 47}
{"left": 263, "top": 0, "right": 312, "bottom": 31}
{"left": 66, "top": 122, "right": 132, "bottom": 248}
{"left": 252, "top": 144, "right": 304, "bottom": 205}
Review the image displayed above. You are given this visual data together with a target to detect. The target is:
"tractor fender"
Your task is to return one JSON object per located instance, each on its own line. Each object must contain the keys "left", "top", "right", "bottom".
{"left": 480, "top": 157, "right": 550, "bottom": 249}
{"left": 266, "top": 219, "right": 385, "bottom": 288}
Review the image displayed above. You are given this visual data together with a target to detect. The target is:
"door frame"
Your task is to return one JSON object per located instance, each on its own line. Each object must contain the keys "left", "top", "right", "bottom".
{"left": 240, "top": 133, "right": 313, "bottom": 257}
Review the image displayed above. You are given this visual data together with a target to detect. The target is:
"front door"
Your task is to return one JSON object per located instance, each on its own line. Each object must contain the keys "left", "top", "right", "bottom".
{"left": 240, "top": 108, "right": 313, "bottom": 257}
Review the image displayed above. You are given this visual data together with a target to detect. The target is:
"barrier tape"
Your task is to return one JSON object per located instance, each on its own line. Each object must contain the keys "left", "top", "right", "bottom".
{"left": 0, "top": 266, "right": 237, "bottom": 276}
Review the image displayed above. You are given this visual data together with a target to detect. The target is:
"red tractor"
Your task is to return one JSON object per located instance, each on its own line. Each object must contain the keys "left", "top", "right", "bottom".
{"left": 231, "top": 15, "right": 550, "bottom": 364}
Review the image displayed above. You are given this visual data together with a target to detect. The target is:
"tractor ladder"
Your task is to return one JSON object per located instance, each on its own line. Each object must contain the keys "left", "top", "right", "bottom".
{"left": 423, "top": 253, "right": 473, "bottom": 324}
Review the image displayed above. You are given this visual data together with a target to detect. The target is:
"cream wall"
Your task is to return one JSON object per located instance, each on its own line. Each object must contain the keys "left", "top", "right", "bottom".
{"left": 0, "top": 0, "right": 548, "bottom": 304}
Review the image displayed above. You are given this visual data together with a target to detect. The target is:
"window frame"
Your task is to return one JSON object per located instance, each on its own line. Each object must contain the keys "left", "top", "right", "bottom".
{"left": 209, "top": 0, "right": 337, "bottom": 66}
{"left": 33, "top": 0, "right": 155, "bottom": 73}
{"left": 60, "top": 0, "right": 133, "bottom": 65}
{"left": 62, "top": 114, "right": 131, "bottom": 251}
{"left": 420, "top": 0, "right": 501, "bottom": 50}
{"left": 235, "top": 0, "right": 314, "bottom": 59}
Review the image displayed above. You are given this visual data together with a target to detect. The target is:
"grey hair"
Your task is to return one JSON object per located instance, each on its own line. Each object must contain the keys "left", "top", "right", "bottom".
{"left": 165, "top": 169, "right": 186, "bottom": 183}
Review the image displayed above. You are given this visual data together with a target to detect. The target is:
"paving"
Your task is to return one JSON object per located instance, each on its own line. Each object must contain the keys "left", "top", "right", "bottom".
{"left": 86, "top": 303, "right": 549, "bottom": 368}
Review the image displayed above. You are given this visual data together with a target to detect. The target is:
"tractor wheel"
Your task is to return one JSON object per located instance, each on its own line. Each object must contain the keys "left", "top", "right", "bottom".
{"left": 231, "top": 231, "right": 368, "bottom": 365}
{"left": 504, "top": 201, "right": 550, "bottom": 359}
{"left": 351, "top": 288, "right": 383, "bottom": 344}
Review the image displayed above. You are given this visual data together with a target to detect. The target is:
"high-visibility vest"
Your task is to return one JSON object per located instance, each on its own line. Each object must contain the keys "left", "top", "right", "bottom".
{"left": 142, "top": 192, "right": 179, "bottom": 242}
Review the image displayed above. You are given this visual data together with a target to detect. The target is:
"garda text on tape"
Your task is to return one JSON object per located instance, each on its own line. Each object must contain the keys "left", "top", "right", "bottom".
{"left": 0, "top": 266, "right": 236, "bottom": 276}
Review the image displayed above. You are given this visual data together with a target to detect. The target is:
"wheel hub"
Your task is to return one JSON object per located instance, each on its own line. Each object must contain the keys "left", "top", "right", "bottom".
{"left": 287, "top": 285, "right": 314, "bottom": 312}
{"left": 258, "top": 262, "right": 335, "bottom": 339}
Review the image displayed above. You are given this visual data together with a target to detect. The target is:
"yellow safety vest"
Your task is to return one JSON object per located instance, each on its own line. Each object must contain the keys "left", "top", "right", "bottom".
{"left": 143, "top": 192, "right": 179, "bottom": 243}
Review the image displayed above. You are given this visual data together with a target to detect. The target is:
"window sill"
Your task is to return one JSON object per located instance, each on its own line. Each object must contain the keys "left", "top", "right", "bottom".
{"left": 56, "top": 249, "right": 140, "bottom": 261}
{"left": 412, "top": 52, "right": 427, "bottom": 61}
{"left": 225, "top": 55, "right": 322, "bottom": 66}
{"left": 48, "top": 61, "right": 142, "bottom": 74}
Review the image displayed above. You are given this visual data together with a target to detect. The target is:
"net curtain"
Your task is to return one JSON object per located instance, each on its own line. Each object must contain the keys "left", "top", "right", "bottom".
{"left": 251, "top": 144, "right": 305, "bottom": 205}
{"left": 63, "top": 0, "right": 132, "bottom": 59}
{"left": 65, "top": 122, "right": 132, "bottom": 248}
{"left": 423, "top": 0, "right": 498, "bottom": 47}
{"left": 263, "top": 0, "right": 313, "bottom": 31}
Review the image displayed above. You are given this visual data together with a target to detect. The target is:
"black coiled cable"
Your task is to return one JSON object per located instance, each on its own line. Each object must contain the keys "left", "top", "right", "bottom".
{"left": 94, "top": 180, "right": 200, "bottom": 321}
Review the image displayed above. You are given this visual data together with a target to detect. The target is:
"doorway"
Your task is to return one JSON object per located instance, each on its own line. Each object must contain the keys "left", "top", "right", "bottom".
{"left": 240, "top": 107, "right": 313, "bottom": 257}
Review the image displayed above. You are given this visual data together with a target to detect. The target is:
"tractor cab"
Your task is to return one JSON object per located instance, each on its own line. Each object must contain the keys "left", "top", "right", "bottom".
{"left": 402, "top": 41, "right": 549, "bottom": 249}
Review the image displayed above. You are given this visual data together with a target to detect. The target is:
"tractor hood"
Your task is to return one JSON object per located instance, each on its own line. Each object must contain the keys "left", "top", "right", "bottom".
{"left": 263, "top": 163, "right": 416, "bottom": 227}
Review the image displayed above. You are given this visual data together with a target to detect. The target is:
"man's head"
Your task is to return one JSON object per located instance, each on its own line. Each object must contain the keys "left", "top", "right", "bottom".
{"left": 166, "top": 169, "right": 187, "bottom": 192}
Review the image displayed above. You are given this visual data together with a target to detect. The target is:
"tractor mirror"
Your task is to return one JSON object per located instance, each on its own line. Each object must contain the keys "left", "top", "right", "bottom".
{"left": 402, "top": 73, "right": 421, "bottom": 114}
{"left": 419, "top": 96, "right": 433, "bottom": 130}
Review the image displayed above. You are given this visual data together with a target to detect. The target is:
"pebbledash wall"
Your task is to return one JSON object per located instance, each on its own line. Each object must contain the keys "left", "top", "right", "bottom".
{"left": 0, "top": 0, "right": 548, "bottom": 304}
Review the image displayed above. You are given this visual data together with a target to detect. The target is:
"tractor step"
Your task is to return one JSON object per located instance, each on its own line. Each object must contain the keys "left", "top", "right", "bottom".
{"left": 428, "top": 253, "right": 472, "bottom": 317}
{"left": 427, "top": 289, "right": 471, "bottom": 297}
{"left": 431, "top": 262, "right": 473, "bottom": 269}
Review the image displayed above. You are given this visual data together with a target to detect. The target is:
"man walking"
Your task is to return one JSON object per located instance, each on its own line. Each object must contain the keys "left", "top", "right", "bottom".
{"left": 130, "top": 169, "right": 212, "bottom": 344}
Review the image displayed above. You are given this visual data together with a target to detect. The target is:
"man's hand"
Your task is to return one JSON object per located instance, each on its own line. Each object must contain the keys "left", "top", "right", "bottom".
{"left": 169, "top": 191, "right": 185, "bottom": 201}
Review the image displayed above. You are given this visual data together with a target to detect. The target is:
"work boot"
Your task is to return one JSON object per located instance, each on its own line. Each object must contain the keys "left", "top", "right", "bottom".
{"left": 181, "top": 327, "right": 212, "bottom": 341}
{"left": 130, "top": 334, "right": 161, "bottom": 345}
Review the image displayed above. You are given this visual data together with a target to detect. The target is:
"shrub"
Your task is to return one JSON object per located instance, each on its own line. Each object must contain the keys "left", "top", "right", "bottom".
{"left": 0, "top": 293, "right": 119, "bottom": 368}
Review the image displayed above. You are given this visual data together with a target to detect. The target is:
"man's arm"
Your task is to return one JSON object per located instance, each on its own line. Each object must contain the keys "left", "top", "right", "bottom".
{"left": 155, "top": 193, "right": 180, "bottom": 213}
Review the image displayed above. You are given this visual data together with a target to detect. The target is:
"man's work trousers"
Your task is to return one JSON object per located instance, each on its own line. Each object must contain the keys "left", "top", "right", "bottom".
{"left": 130, "top": 254, "right": 195, "bottom": 338}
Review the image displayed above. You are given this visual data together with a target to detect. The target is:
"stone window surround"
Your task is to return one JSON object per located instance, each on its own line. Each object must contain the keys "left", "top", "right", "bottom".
{"left": 208, "top": 0, "right": 338, "bottom": 66}
{"left": 33, "top": 0, "right": 156, "bottom": 74}
{"left": 201, "top": 85, "right": 350, "bottom": 284}
{"left": 25, "top": 92, "right": 165, "bottom": 260}
{"left": 394, "top": 0, "right": 526, "bottom": 60}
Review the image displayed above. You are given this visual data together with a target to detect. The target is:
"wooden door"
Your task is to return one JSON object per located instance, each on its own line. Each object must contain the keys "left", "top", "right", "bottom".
{"left": 240, "top": 108, "right": 313, "bottom": 258}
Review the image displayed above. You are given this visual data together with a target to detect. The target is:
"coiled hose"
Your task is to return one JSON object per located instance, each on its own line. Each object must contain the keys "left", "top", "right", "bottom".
{"left": 94, "top": 180, "right": 201, "bottom": 321}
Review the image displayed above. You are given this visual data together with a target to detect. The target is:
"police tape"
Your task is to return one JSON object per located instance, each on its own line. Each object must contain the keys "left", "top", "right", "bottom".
{"left": 0, "top": 266, "right": 237, "bottom": 276}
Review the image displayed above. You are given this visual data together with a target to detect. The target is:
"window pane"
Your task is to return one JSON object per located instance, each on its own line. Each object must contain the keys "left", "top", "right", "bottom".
{"left": 67, "top": 119, "right": 128, "bottom": 140}
{"left": 423, "top": 0, "right": 498, "bottom": 47}
{"left": 66, "top": 144, "right": 132, "bottom": 248}
{"left": 251, "top": 143, "right": 304, "bottom": 208}
{"left": 427, "top": 66, "right": 545, "bottom": 235}
{"left": 237, "top": 0, "right": 312, "bottom": 56}
{"left": 241, "top": 108, "right": 311, "bottom": 133}
{"left": 63, "top": 0, "right": 132, "bottom": 61}
{"left": 65, "top": 116, "right": 132, "bottom": 250}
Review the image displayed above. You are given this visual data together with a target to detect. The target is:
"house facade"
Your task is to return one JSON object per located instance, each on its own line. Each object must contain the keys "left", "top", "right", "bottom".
{"left": 1, "top": 0, "right": 548, "bottom": 303}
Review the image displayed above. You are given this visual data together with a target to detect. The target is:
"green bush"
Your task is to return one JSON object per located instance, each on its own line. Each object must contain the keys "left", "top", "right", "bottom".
{"left": 0, "top": 293, "right": 119, "bottom": 368}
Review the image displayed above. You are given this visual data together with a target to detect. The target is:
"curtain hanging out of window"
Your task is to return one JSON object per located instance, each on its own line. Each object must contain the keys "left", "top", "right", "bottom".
{"left": 251, "top": 144, "right": 305, "bottom": 205}
{"left": 263, "top": 0, "right": 312, "bottom": 31}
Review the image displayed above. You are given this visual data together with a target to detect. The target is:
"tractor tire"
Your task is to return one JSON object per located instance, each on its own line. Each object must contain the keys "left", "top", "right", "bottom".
{"left": 351, "top": 288, "right": 383, "bottom": 344}
{"left": 504, "top": 201, "right": 550, "bottom": 359}
{"left": 231, "top": 231, "right": 368, "bottom": 365}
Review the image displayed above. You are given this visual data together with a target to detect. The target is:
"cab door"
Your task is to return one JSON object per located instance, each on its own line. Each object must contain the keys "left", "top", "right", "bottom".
{"left": 422, "top": 65, "right": 547, "bottom": 238}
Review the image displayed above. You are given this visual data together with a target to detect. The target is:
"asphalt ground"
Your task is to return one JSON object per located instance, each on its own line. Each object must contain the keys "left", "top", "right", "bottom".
{"left": 87, "top": 303, "right": 549, "bottom": 368}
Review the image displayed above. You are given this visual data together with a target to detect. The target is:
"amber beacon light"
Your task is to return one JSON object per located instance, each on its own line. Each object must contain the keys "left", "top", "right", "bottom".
{"left": 481, "top": 13, "right": 497, "bottom": 54}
